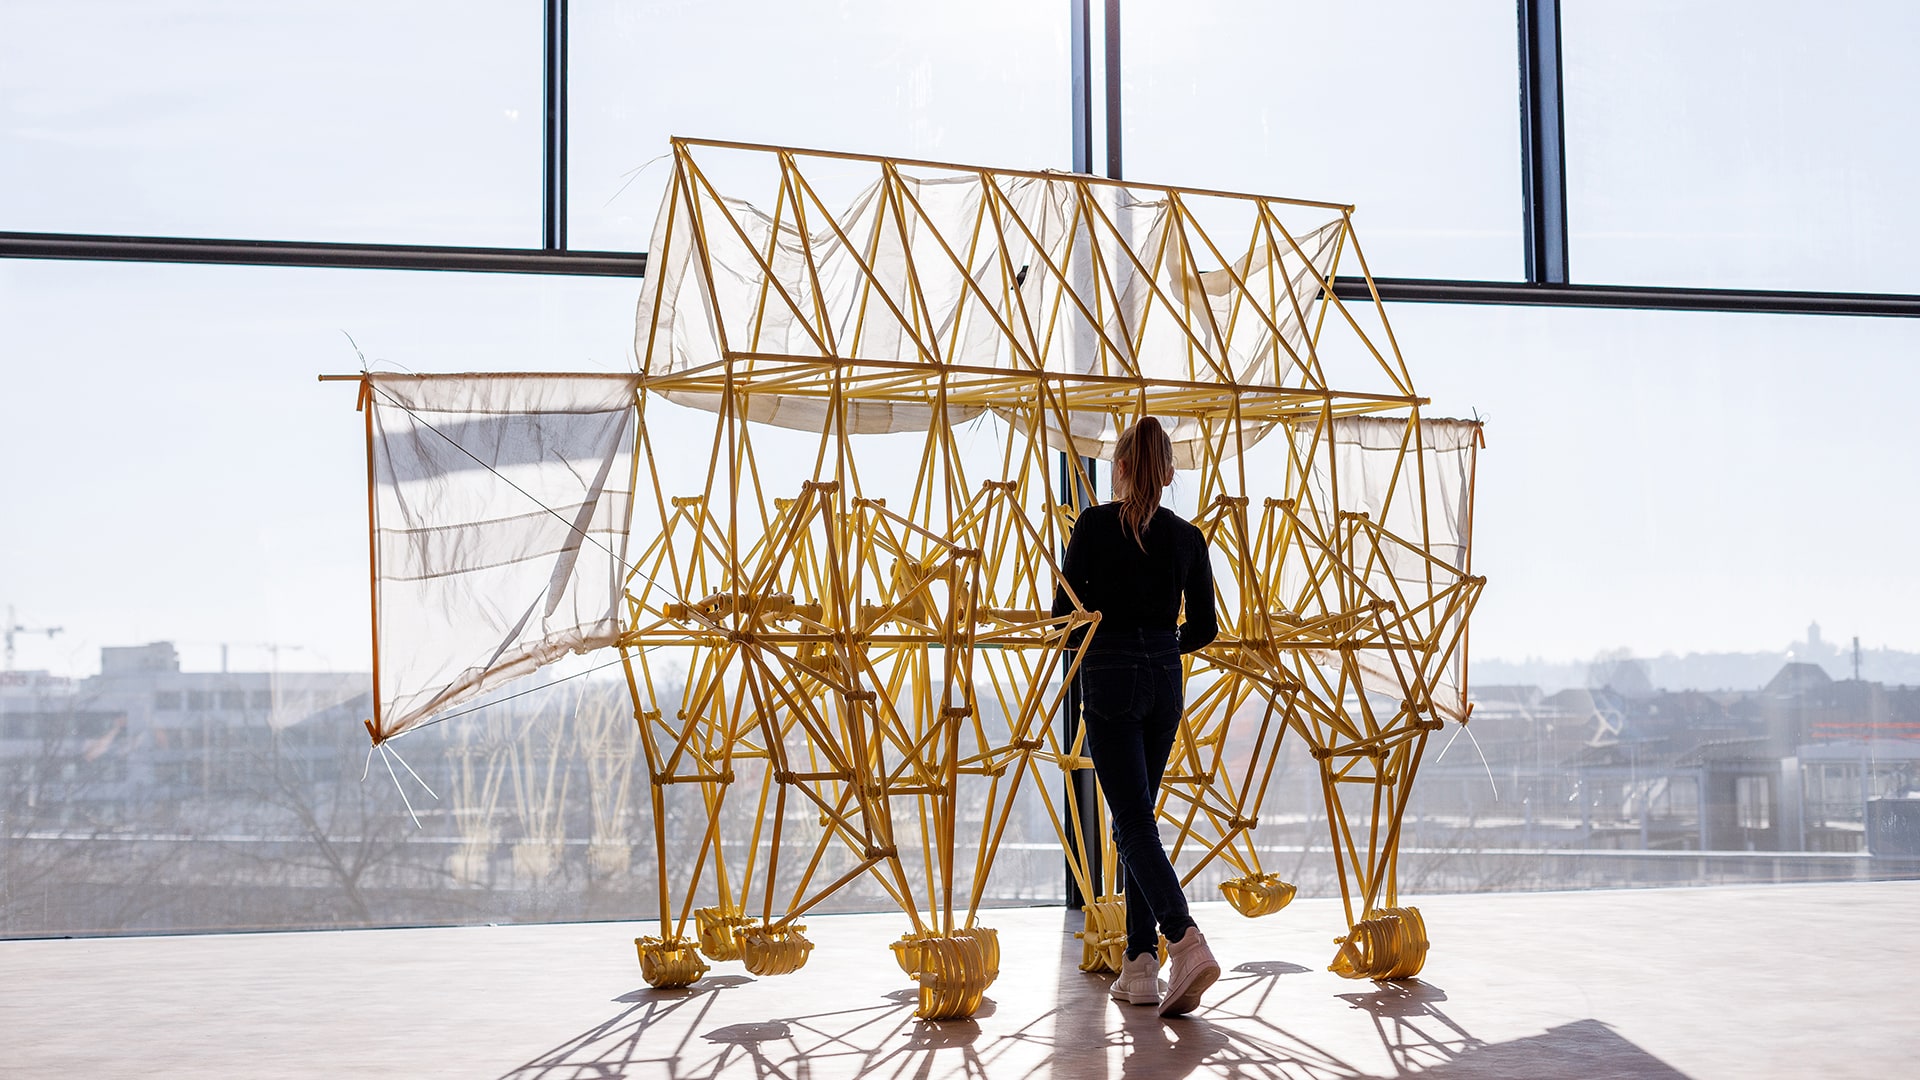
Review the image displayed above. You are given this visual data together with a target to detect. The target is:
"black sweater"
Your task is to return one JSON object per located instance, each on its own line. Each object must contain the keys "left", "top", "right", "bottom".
{"left": 1050, "top": 502, "right": 1219, "bottom": 655}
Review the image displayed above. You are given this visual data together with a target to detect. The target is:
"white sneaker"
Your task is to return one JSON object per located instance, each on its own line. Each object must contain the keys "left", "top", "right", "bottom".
{"left": 1110, "top": 951, "right": 1162, "bottom": 1005}
{"left": 1158, "top": 929, "right": 1220, "bottom": 1017}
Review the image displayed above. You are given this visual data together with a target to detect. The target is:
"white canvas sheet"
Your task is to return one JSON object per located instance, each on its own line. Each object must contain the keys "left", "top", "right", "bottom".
{"left": 1300, "top": 416, "right": 1481, "bottom": 721}
{"left": 366, "top": 373, "right": 640, "bottom": 740}
{"left": 634, "top": 167, "right": 1344, "bottom": 467}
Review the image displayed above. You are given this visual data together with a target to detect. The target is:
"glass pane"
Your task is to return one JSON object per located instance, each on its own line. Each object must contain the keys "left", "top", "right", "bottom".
{"left": 568, "top": 0, "right": 1069, "bottom": 252}
{"left": 1564, "top": 0, "right": 1920, "bottom": 292}
{"left": 1123, "top": 0, "right": 1523, "bottom": 281}
{"left": 1396, "top": 304, "right": 1920, "bottom": 668}
{"left": 0, "top": 261, "right": 638, "bottom": 684}
{"left": 0, "top": 262, "right": 641, "bottom": 935}
{"left": 1385, "top": 302, "right": 1920, "bottom": 888}
{"left": 0, "top": 1, "right": 541, "bottom": 245}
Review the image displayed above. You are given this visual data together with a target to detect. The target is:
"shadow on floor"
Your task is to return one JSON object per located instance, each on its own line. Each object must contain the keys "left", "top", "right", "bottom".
{"left": 499, "top": 972, "right": 997, "bottom": 1079}
{"left": 1329, "top": 980, "right": 1689, "bottom": 1079}
{"left": 1401, "top": 1019, "right": 1691, "bottom": 1080}
{"left": 497, "top": 915, "right": 1693, "bottom": 1080}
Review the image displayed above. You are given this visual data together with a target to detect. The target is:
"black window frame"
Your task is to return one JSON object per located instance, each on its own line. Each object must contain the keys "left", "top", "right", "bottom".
{"left": 1, "top": 0, "right": 1915, "bottom": 316}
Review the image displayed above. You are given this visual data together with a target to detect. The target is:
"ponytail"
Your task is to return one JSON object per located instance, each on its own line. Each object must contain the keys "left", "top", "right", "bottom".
{"left": 1114, "top": 415, "right": 1174, "bottom": 550}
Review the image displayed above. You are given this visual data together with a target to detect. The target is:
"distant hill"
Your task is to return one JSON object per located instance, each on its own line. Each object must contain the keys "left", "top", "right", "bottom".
{"left": 1471, "top": 623, "right": 1920, "bottom": 695}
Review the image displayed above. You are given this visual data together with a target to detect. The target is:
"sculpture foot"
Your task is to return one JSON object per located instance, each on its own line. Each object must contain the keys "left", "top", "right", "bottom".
{"left": 1329, "top": 906, "right": 1428, "bottom": 980}
{"left": 1220, "top": 873, "right": 1297, "bottom": 917}
{"left": 635, "top": 935, "right": 710, "bottom": 988}
{"left": 737, "top": 924, "right": 815, "bottom": 976}
{"left": 695, "top": 905, "right": 753, "bottom": 961}
{"left": 895, "top": 927, "right": 1000, "bottom": 1019}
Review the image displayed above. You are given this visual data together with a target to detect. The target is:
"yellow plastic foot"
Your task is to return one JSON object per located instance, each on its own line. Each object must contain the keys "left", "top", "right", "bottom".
{"left": 736, "top": 925, "right": 814, "bottom": 976}
{"left": 635, "top": 935, "right": 710, "bottom": 988}
{"left": 1328, "top": 906, "right": 1429, "bottom": 980}
{"left": 1220, "top": 873, "right": 1298, "bottom": 917}
{"left": 891, "top": 926, "right": 1002, "bottom": 979}
{"left": 1073, "top": 895, "right": 1168, "bottom": 973}
{"left": 899, "top": 927, "right": 1000, "bottom": 1020}
{"left": 1074, "top": 894, "right": 1129, "bottom": 974}
{"left": 695, "top": 905, "right": 752, "bottom": 961}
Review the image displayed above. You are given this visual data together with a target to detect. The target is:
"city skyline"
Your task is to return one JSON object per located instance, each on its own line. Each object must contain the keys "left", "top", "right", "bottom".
{"left": 5, "top": 615, "right": 1911, "bottom": 693}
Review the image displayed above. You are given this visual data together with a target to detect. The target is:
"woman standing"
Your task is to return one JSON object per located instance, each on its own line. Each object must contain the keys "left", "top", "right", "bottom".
{"left": 1051, "top": 416, "right": 1221, "bottom": 1017}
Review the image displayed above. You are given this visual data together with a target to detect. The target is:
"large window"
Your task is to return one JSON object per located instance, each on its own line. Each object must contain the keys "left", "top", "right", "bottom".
{"left": 4, "top": 2, "right": 1919, "bottom": 938}
{"left": 567, "top": 0, "right": 1069, "bottom": 251}
{"left": 1389, "top": 302, "right": 1920, "bottom": 662}
{"left": 1564, "top": 0, "right": 1920, "bottom": 292}
{"left": 1123, "top": 0, "right": 1523, "bottom": 281}
{"left": 0, "top": 260, "right": 637, "bottom": 677}
{"left": 0, "top": 1, "right": 542, "bottom": 245}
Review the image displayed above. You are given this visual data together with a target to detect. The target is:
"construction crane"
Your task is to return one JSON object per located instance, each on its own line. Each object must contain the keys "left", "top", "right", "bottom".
{"left": 4, "top": 605, "right": 62, "bottom": 672}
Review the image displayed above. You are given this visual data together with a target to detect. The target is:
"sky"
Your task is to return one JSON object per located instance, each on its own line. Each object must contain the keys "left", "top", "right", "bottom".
{"left": 3, "top": 0, "right": 1919, "bottom": 678}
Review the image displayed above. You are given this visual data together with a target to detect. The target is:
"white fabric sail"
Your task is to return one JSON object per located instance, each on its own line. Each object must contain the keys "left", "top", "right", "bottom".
{"left": 366, "top": 373, "right": 640, "bottom": 740}
{"left": 1297, "top": 415, "right": 1482, "bottom": 721}
{"left": 634, "top": 162, "right": 1346, "bottom": 467}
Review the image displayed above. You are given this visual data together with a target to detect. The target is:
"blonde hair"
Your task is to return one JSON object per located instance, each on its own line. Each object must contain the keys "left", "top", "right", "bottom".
{"left": 1113, "top": 416, "right": 1174, "bottom": 550}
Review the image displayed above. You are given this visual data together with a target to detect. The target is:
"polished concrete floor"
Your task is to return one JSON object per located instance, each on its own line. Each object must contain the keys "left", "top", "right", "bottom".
{"left": 2, "top": 881, "right": 1912, "bottom": 1079}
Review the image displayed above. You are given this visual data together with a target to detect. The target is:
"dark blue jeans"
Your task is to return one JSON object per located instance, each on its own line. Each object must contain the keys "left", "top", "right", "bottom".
{"left": 1078, "top": 628, "right": 1195, "bottom": 959}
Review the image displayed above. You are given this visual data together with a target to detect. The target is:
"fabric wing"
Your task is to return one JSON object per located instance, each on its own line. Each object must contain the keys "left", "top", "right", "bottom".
{"left": 366, "top": 373, "right": 640, "bottom": 740}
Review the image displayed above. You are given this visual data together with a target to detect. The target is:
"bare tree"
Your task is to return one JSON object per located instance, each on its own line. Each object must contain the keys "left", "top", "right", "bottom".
{"left": 1, "top": 692, "right": 185, "bottom": 935}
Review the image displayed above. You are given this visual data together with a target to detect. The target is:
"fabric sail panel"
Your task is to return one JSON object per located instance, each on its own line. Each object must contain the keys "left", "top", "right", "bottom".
{"left": 1297, "top": 415, "right": 1481, "bottom": 722}
{"left": 1024, "top": 213, "right": 1346, "bottom": 469}
{"left": 366, "top": 373, "right": 640, "bottom": 740}
{"left": 633, "top": 163, "right": 1346, "bottom": 462}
